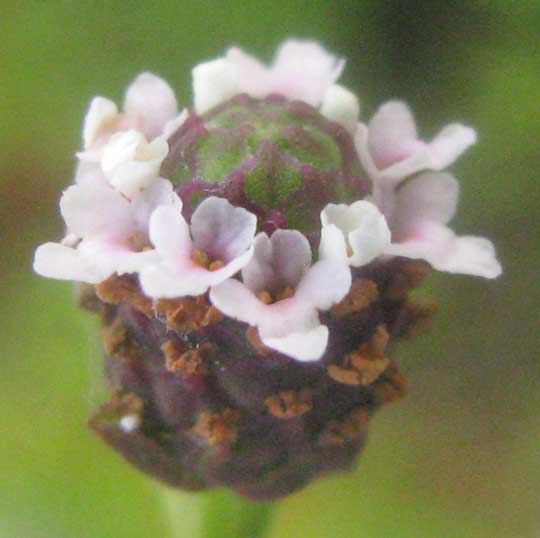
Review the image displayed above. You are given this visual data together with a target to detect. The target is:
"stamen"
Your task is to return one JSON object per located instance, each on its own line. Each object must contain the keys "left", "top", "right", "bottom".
{"left": 208, "top": 260, "right": 225, "bottom": 271}
{"left": 331, "top": 279, "right": 378, "bottom": 318}
{"left": 265, "top": 389, "right": 312, "bottom": 419}
{"left": 128, "top": 232, "right": 152, "bottom": 252}
{"left": 192, "top": 408, "right": 241, "bottom": 446}
{"left": 161, "top": 340, "right": 210, "bottom": 376}
{"left": 275, "top": 286, "right": 294, "bottom": 301}
{"left": 258, "top": 291, "right": 273, "bottom": 304}
{"left": 102, "top": 317, "right": 141, "bottom": 360}
{"left": 327, "top": 324, "right": 390, "bottom": 386}
{"left": 191, "top": 249, "right": 210, "bottom": 268}
{"left": 319, "top": 409, "right": 370, "bottom": 446}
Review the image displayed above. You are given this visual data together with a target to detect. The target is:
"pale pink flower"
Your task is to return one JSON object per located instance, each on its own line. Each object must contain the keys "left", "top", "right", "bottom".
{"left": 139, "top": 197, "right": 257, "bottom": 298}
{"left": 33, "top": 179, "right": 180, "bottom": 284}
{"left": 210, "top": 230, "right": 352, "bottom": 361}
{"left": 383, "top": 172, "right": 502, "bottom": 278}
{"left": 192, "top": 40, "right": 359, "bottom": 130}
{"left": 355, "top": 101, "right": 477, "bottom": 190}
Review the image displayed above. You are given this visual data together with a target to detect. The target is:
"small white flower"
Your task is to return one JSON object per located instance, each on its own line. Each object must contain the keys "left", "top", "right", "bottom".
{"left": 192, "top": 40, "right": 359, "bottom": 129}
{"left": 140, "top": 197, "right": 257, "bottom": 298}
{"left": 101, "top": 130, "right": 169, "bottom": 198}
{"left": 319, "top": 200, "right": 391, "bottom": 267}
{"left": 355, "top": 101, "right": 477, "bottom": 188}
{"left": 33, "top": 179, "right": 180, "bottom": 284}
{"left": 383, "top": 172, "right": 502, "bottom": 278}
{"left": 210, "top": 230, "right": 352, "bottom": 361}
{"left": 82, "top": 72, "right": 181, "bottom": 153}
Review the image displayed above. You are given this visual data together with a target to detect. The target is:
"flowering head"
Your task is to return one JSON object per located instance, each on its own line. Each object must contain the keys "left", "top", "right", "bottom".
{"left": 34, "top": 39, "right": 501, "bottom": 500}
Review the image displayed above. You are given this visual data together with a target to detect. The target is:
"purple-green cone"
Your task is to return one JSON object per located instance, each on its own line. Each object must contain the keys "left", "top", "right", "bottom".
{"left": 87, "top": 95, "right": 434, "bottom": 500}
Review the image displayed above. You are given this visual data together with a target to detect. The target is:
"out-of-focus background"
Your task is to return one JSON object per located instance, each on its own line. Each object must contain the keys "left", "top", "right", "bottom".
{"left": 1, "top": 1, "right": 539, "bottom": 537}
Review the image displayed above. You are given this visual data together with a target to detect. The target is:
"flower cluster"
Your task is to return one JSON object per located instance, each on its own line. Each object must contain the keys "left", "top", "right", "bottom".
{"left": 33, "top": 40, "right": 501, "bottom": 499}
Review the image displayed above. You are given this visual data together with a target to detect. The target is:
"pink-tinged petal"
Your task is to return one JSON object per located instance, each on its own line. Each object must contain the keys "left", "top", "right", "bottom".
{"left": 148, "top": 205, "right": 192, "bottom": 261}
{"left": 101, "top": 130, "right": 169, "bottom": 198}
{"left": 60, "top": 184, "right": 135, "bottom": 239}
{"left": 123, "top": 73, "right": 178, "bottom": 139}
{"left": 379, "top": 125, "right": 476, "bottom": 183}
{"left": 74, "top": 159, "right": 108, "bottom": 187}
{"left": 192, "top": 59, "right": 239, "bottom": 114}
{"left": 354, "top": 124, "right": 380, "bottom": 180}
{"left": 225, "top": 46, "right": 270, "bottom": 98}
{"left": 243, "top": 230, "right": 312, "bottom": 292}
{"left": 426, "top": 124, "right": 477, "bottom": 170}
{"left": 162, "top": 109, "right": 189, "bottom": 139}
{"left": 367, "top": 101, "right": 420, "bottom": 169}
{"left": 240, "top": 233, "right": 275, "bottom": 292}
{"left": 269, "top": 40, "right": 345, "bottom": 106}
{"left": 77, "top": 239, "right": 159, "bottom": 277}
{"left": 82, "top": 97, "right": 118, "bottom": 150}
{"left": 33, "top": 242, "right": 108, "bottom": 283}
{"left": 320, "top": 201, "right": 390, "bottom": 266}
{"left": 296, "top": 260, "right": 351, "bottom": 311}
{"left": 131, "top": 178, "right": 182, "bottom": 231}
{"left": 392, "top": 172, "right": 459, "bottom": 231}
{"left": 210, "top": 278, "right": 263, "bottom": 324}
{"left": 262, "top": 324, "right": 329, "bottom": 362}
{"left": 139, "top": 263, "right": 211, "bottom": 299}
{"left": 386, "top": 222, "right": 502, "bottom": 279}
{"left": 320, "top": 84, "right": 360, "bottom": 132}
{"left": 190, "top": 197, "right": 257, "bottom": 262}
{"left": 267, "top": 229, "right": 312, "bottom": 288}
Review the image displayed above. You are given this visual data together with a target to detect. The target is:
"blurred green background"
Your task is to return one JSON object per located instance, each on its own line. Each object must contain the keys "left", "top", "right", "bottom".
{"left": 2, "top": 1, "right": 539, "bottom": 537}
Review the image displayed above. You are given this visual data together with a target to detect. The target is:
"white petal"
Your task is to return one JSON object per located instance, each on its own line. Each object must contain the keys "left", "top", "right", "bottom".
{"left": 426, "top": 124, "right": 477, "bottom": 170}
{"left": 210, "top": 278, "right": 262, "bottom": 323}
{"left": 242, "top": 230, "right": 312, "bottom": 292}
{"left": 139, "top": 263, "right": 210, "bottom": 298}
{"left": 192, "top": 59, "right": 239, "bottom": 114}
{"left": 386, "top": 222, "right": 502, "bottom": 279}
{"left": 354, "top": 123, "right": 381, "bottom": 180}
{"left": 270, "top": 40, "right": 345, "bottom": 105}
{"left": 82, "top": 97, "right": 118, "bottom": 150}
{"left": 347, "top": 202, "right": 391, "bottom": 266}
{"left": 190, "top": 197, "right": 257, "bottom": 262}
{"left": 225, "top": 46, "right": 270, "bottom": 98}
{"left": 74, "top": 159, "right": 108, "bottom": 187}
{"left": 131, "top": 178, "right": 182, "bottom": 231}
{"left": 240, "top": 233, "right": 274, "bottom": 292}
{"left": 320, "top": 201, "right": 390, "bottom": 266}
{"left": 319, "top": 224, "right": 349, "bottom": 264}
{"left": 320, "top": 84, "right": 360, "bottom": 132}
{"left": 101, "top": 130, "right": 168, "bottom": 198}
{"left": 296, "top": 259, "right": 351, "bottom": 311}
{"left": 392, "top": 172, "right": 459, "bottom": 229}
{"left": 123, "top": 73, "right": 178, "bottom": 139}
{"left": 262, "top": 324, "right": 329, "bottom": 361}
{"left": 77, "top": 239, "right": 159, "bottom": 277}
{"left": 149, "top": 204, "right": 192, "bottom": 261}
{"left": 162, "top": 108, "right": 189, "bottom": 139}
{"left": 60, "top": 184, "right": 135, "bottom": 239}
{"left": 33, "top": 242, "right": 108, "bottom": 283}
{"left": 368, "top": 101, "right": 419, "bottom": 169}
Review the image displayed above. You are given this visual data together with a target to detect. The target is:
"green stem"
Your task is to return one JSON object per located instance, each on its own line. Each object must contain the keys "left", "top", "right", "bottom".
{"left": 163, "top": 487, "right": 274, "bottom": 538}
